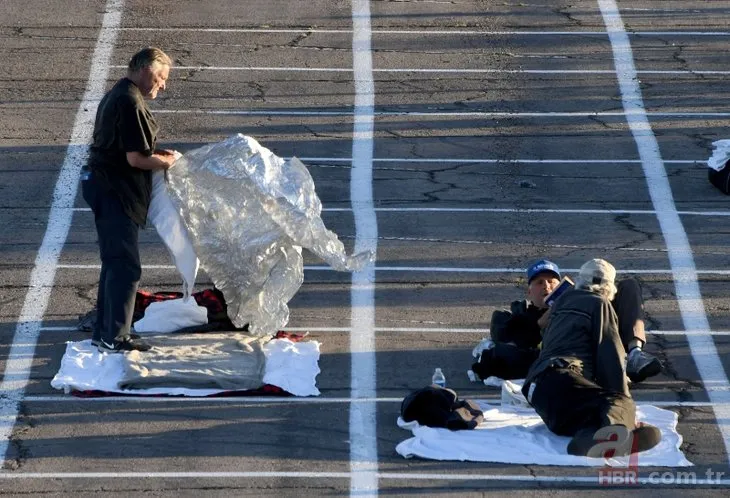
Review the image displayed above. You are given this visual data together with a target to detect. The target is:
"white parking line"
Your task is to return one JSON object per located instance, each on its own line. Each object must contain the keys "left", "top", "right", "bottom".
{"left": 299, "top": 157, "right": 700, "bottom": 164}
{"left": 17, "top": 396, "right": 722, "bottom": 407}
{"left": 0, "top": 0, "right": 123, "bottom": 468}
{"left": 110, "top": 65, "right": 730, "bottom": 75}
{"left": 72, "top": 207, "right": 730, "bottom": 216}
{"left": 54, "top": 264, "right": 730, "bottom": 275}
{"left": 0, "top": 470, "right": 726, "bottom": 485}
{"left": 119, "top": 27, "right": 730, "bottom": 36}
{"left": 599, "top": 0, "right": 730, "bottom": 464}
{"left": 153, "top": 109, "right": 730, "bottom": 118}
{"left": 349, "top": 1, "right": 378, "bottom": 496}
{"left": 37, "top": 325, "right": 730, "bottom": 336}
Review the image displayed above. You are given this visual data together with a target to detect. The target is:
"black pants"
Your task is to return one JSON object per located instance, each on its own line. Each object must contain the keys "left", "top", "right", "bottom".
{"left": 612, "top": 278, "right": 644, "bottom": 350}
{"left": 82, "top": 175, "right": 141, "bottom": 344}
{"left": 473, "top": 343, "right": 539, "bottom": 380}
{"left": 522, "top": 366, "right": 636, "bottom": 437}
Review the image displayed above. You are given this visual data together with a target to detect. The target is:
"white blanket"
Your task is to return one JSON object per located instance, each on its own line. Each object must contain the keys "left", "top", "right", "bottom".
{"left": 51, "top": 338, "right": 320, "bottom": 397}
{"left": 396, "top": 402, "right": 692, "bottom": 467}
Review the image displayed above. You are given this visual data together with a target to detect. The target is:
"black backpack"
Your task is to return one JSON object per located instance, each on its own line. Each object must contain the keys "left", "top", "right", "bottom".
{"left": 400, "top": 385, "right": 484, "bottom": 430}
{"left": 709, "top": 160, "right": 730, "bottom": 195}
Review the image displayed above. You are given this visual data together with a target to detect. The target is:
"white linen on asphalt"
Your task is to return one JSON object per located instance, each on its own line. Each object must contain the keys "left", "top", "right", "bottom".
{"left": 50, "top": 337, "right": 320, "bottom": 397}
{"left": 396, "top": 401, "right": 692, "bottom": 467}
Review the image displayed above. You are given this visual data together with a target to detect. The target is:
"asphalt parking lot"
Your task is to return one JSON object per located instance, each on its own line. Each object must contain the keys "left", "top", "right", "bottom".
{"left": 2, "top": 0, "right": 730, "bottom": 495}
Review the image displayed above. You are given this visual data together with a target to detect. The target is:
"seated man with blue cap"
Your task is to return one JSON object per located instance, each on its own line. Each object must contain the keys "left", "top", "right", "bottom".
{"left": 471, "top": 259, "right": 661, "bottom": 383}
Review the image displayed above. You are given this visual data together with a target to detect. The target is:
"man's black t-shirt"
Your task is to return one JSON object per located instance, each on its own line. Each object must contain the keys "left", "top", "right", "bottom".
{"left": 88, "top": 78, "right": 158, "bottom": 226}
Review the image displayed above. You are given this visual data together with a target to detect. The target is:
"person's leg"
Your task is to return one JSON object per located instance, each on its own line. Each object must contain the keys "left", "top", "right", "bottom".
{"left": 82, "top": 176, "right": 104, "bottom": 346}
{"left": 526, "top": 367, "right": 635, "bottom": 437}
{"left": 613, "top": 278, "right": 662, "bottom": 382}
{"left": 473, "top": 343, "right": 537, "bottom": 380}
{"left": 612, "top": 278, "right": 645, "bottom": 349}
{"left": 94, "top": 192, "right": 149, "bottom": 351}
{"left": 91, "top": 265, "right": 106, "bottom": 345}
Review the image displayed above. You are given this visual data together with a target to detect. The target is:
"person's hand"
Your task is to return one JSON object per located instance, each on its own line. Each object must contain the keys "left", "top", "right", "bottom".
{"left": 156, "top": 149, "right": 176, "bottom": 156}
{"left": 155, "top": 153, "right": 176, "bottom": 170}
{"left": 163, "top": 154, "right": 177, "bottom": 169}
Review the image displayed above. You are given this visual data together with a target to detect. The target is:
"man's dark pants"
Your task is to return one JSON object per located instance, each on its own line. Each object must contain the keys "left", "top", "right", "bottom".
{"left": 613, "top": 278, "right": 644, "bottom": 349}
{"left": 522, "top": 365, "right": 636, "bottom": 437}
{"left": 82, "top": 175, "right": 141, "bottom": 344}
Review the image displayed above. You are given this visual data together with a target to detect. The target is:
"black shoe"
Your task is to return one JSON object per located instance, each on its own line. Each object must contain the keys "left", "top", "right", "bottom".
{"left": 96, "top": 336, "right": 151, "bottom": 353}
{"left": 631, "top": 423, "right": 662, "bottom": 453}
{"left": 626, "top": 349, "right": 662, "bottom": 383}
{"left": 567, "top": 423, "right": 662, "bottom": 457}
{"left": 92, "top": 333, "right": 142, "bottom": 348}
{"left": 567, "top": 427, "right": 603, "bottom": 456}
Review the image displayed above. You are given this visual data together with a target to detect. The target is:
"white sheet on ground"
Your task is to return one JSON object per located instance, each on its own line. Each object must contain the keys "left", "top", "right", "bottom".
{"left": 133, "top": 298, "right": 208, "bottom": 333}
{"left": 50, "top": 338, "right": 320, "bottom": 397}
{"left": 396, "top": 401, "right": 691, "bottom": 467}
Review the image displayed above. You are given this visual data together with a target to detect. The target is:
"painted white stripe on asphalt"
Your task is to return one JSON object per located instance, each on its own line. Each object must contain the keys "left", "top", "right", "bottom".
{"left": 110, "top": 65, "right": 730, "bottom": 75}
{"left": 0, "top": 0, "right": 123, "bottom": 467}
{"left": 0, "top": 470, "right": 728, "bottom": 485}
{"left": 154, "top": 109, "right": 730, "bottom": 118}
{"left": 18, "top": 396, "right": 719, "bottom": 407}
{"left": 298, "top": 157, "right": 700, "bottom": 164}
{"left": 53, "top": 264, "right": 730, "bottom": 275}
{"left": 73, "top": 206, "right": 730, "bottom": 216}
{"left": 39, "top": 325, "right": 730, "bottom": 336}
{"left": 599, "top": 0, "right": 730, "bottom": 463}
{"left": 119, "top": 27, "right": 730, "bottom": 36}
{"left": 350, "top": 1, "right": 378, "bottom": 496}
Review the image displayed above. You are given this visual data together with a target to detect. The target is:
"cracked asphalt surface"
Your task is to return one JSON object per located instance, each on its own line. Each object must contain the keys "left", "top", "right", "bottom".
{"left": 2, "top": 0, "right": 730, "bottom": 495}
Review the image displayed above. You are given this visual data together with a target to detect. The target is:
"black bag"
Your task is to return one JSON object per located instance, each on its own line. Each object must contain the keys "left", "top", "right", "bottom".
{"left": 709, "top": 162, "right": 730, "bottom": 195}
{"left": 401, "top": 386, "right": 484, "bottom": 430}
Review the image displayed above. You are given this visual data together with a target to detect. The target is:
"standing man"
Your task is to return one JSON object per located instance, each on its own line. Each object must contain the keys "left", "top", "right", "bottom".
{"left": 82, "top": 47, "right": 176, "bottom": 353}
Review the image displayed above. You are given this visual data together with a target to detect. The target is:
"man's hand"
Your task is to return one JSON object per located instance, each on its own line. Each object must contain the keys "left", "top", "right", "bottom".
{"left": 153, "top": 153, "right": 176, "bottom": 169}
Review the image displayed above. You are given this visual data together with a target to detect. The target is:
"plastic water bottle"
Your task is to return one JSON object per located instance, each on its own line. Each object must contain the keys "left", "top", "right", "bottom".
{"left": 432, "top": 368, "right": 446, "bottom": 388}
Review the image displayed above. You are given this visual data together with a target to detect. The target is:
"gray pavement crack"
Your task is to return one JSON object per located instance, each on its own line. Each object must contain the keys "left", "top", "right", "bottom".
{"left": 286, "top": 31, "right": 310, "bottom": 48}
{"left": 613, "top": 214, "right": 655, "bottom": 250}
{"left": 555, "top": 4, "right": 584, "bottom": 28}
{"left": 651, "top": 333, "right": 704, "bottom": 393}
{"left": 2, "top": 406, "right": 31, "bottom": 471}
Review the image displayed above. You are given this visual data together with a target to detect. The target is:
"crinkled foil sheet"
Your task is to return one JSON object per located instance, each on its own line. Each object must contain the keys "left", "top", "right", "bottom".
{"left": 166, "top": 134, "right": 374, "bottom": 336}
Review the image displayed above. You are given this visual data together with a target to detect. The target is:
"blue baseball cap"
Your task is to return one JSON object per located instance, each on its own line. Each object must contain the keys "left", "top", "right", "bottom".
{"left": 527, "top": 259, "right": 561, "bottom": 284}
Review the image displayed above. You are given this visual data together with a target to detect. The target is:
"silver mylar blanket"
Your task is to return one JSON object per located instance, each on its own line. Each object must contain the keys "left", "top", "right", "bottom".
{"left": 165, "top": 134, "right": 374, "bottom": 336}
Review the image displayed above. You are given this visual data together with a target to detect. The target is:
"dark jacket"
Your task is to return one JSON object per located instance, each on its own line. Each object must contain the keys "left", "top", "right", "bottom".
{"left": 490, "top": 300, "right": 545, "bottom": 349}
{"left": 525, "top": 288, "right": 629, "bottom": 397}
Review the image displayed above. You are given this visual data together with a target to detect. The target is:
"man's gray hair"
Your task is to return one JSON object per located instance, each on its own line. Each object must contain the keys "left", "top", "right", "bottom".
{"left": 128, "top": 47, "right": 172, "bottom": 73}
{"left": 575, "top": 276, "right": 617, "bottom": 300}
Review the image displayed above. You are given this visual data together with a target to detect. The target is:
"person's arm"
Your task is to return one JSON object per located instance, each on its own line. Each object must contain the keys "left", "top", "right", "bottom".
{"left": 126, "top": 151, "right": 175, "bottom": 170}
{"left": 594, "top": 299, "right": 630, "bottom": 396}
